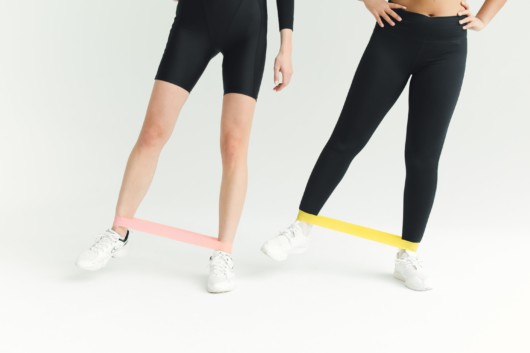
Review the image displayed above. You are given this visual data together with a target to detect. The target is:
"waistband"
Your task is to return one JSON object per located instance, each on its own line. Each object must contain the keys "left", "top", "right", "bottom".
{"left": 381, "top": 9, "right": 467, "bottom": 41}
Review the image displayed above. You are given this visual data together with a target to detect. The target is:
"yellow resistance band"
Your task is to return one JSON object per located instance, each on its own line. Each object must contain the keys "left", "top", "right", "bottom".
{"left": 297, "top": 210, "right": 419, "bottom": 252}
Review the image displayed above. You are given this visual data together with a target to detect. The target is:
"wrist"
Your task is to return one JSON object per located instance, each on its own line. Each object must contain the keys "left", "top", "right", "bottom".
{"left": 279, "top": 38, "right": 292, "bottom": 55}
{"left": 280, "top": 29, "right": 293, "bottom": 44}
{"left": 279, "top": 45, "right": 292, "bottom": 55}
{"left": 476, "top": 15, "right": 489, "bottom": 27}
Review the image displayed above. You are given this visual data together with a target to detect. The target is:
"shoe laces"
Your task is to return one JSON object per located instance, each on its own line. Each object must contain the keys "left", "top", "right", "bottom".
{"left": 89, "top": 232, "right": 117, "bottom": 255}
{"left": 277, "top": 224, "right": 299, "bottom": 245}
{"left": 210, "top": 252, "right": 233, "bottom": 278}
{"left": 400, "top": 254, "right": 424, "bottom": 270}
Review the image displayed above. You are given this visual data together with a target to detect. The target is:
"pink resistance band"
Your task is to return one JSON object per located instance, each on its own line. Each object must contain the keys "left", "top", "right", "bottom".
{"left": 113, "top": 216, "right": 232, "bottom": 253}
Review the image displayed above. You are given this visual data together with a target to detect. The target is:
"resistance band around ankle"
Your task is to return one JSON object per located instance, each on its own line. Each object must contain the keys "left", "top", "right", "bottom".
{"left": 113, "top": 216, "right": 232, "bottom": 252}
{"left": 297, "top": 210, "right": 419, "bottom": 251}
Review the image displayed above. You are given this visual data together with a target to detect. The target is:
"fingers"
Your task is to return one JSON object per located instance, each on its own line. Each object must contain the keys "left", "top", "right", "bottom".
{"left": 274, "top": 69, "right": 292, "bottom": 92}
{"left": 388, "top": 9, "right": 402, "bottom": 22}
{"left": 381, "top": 12, "right": 395, "bottom": 26}
{"left": 373, "top": 12, "right": 385, "bottom": 27}
{"left": 373, "top": 5, "right": 404, "bottom": 28}
{"left": 272, "top": 62, "right": 293, "bottom": 92}
{"left": 283, "top": 70, "right": 292, "bottom": 87}
{"left": 273, "top": 65, "right": 280, "bottom": 86}
{"left": 457, "top": 0, "right": 475, "bottom": 30}
{"left": 457, "top": 2, "right": 477, "bottom": 30}
{"left": 463, "top": 19, "right": 477, "bottom": 30}
{"left": 459, "top": 16, "right": 474, "bottom": 25}
{"left": 274, "top": 82, "right": 286, "bottom": 92}
{"left": 462, "top": 22, "right": 472, "bottom": 30}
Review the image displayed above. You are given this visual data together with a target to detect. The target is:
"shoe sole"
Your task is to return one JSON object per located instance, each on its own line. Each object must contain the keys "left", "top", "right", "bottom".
{"left": 207, "top": 283, "right": 236, "bottom": 294}
{"left": 261, "top": 244, "right": 307, "bottom": 262}
{"left": 393, "top": 270, "right": 433, "bottom": 291}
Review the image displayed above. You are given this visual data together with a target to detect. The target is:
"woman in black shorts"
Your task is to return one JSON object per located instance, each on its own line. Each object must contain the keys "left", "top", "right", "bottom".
{"left": 77, "top": 0, "right": 295, "bottom": 293}
{"left": 262, "top": 0, "right": 507, "bottom": 291}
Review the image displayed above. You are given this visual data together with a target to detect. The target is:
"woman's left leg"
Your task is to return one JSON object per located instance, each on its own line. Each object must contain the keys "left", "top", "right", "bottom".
{"left": 206, "top": 93, "right": 256, "bottom": 294}
{"left": 218, "top": 93, "right": 256, "bottom": 249}
{"left": 215, "top": 0, "right": 265, "bottom": 250}
{"left": 205, "top": 0, "right": 266, "bottom": 293}
{"left": 395, "top": 34, "right": 467, "bottom": 291}
{"left": 402, "top": 41, "right": 467, "bottom": 245}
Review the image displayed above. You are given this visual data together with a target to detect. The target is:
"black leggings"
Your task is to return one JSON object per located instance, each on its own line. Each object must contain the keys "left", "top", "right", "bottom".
{"left": 299, "top": 10, "right": 467, "bottom": 244}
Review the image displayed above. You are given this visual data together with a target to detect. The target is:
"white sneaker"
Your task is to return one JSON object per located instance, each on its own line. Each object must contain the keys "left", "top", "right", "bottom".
{"left": 76, "top": 229, "right": 128, "bottom": 271}
{"left": 393, "top": 249, "right": 433, "bottom": 291}
{"left": 207, "top": 251, "right": 235, "bottom": 293}
{"left": 261, "top": 221, "right": 309, "bottom": 262}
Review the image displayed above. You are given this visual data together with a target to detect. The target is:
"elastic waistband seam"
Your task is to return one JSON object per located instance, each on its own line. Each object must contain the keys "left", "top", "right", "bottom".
{"left": 396, "top": 8, "right": 466, "bottom": 22}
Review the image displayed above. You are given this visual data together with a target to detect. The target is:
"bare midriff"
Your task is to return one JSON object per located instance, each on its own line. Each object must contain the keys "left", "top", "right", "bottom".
{"left": 392, "top": 0, "right": 465, "bottom": 17}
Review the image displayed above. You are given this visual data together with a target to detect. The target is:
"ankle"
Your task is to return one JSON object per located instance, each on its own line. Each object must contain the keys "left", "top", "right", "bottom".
{"left": 112, "top": 226, "right": 128, "bottom": 239}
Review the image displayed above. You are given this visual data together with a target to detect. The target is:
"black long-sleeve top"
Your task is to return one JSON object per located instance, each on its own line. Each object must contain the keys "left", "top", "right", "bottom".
{"left": 277, "top": 0, "right": 294, "bottom": 30}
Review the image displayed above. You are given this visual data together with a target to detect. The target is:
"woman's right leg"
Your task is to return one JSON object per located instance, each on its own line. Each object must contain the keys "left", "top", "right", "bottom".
{"left": 112, "top": 80, "right": 189, "bottom": 237}
{"left": 77, "top": 0, "right": 215, "bottom": 271}
{"left": 112, "top": 0, "right": 217, "bottom": 236}
{"left": 76, "top": 81, "right": 190, "bottom": 270}
{"left": 299, "top": 28, "right": 413, "bottom": 215}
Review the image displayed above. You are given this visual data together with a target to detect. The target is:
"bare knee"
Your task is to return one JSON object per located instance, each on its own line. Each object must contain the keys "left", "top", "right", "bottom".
{"left": 137, "top": 122, "right": 171, "bottom": 151}
{"left": 221, "top": 134, "right": 247, "bottom": 166}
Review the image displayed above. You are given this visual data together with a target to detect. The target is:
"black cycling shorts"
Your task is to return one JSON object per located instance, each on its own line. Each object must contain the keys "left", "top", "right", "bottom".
{"left": 155, "top": 0, "right": 268, "bottom": 100}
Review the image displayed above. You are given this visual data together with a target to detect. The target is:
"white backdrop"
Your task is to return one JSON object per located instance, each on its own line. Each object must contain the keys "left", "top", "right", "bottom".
{"left": 1, "top": 1, "right": 529, "bottom": 352}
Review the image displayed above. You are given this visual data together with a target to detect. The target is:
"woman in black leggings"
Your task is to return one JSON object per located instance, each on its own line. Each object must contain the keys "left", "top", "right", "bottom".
{"left": 77, "top": 0, "right": 294, "bottom": 294}
{"left": 262, "top": 0, "right": 507, "bottom": 291}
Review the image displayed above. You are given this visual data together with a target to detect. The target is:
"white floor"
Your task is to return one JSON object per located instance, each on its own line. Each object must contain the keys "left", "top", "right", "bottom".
{"left": 1, "top": 209, "right": 528, "bottom": 353}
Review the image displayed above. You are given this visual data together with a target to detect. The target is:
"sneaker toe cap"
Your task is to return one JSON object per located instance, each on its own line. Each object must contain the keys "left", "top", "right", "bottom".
{"left": 76, "top": 252, "right": 104, "bottom": 271}
{"left": 405, "top": 275, "right": 433, "bottom": 291}
{"left": 261, "top": 240, "right": 289, "bottom": 262}
{"left": 207, "top": 278, "right": 235, "bottom": 293}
